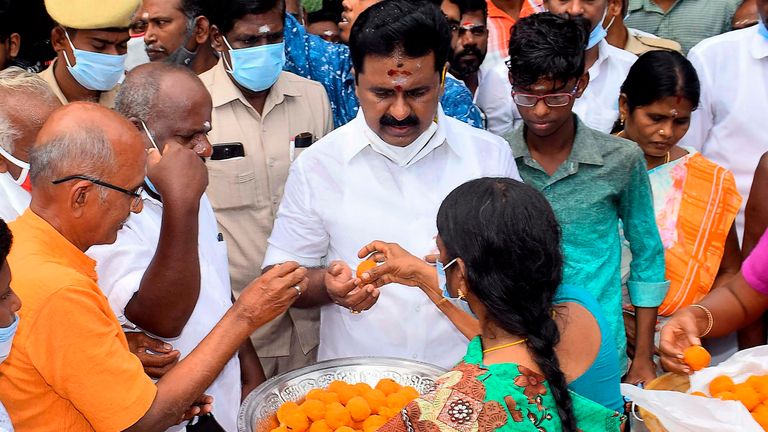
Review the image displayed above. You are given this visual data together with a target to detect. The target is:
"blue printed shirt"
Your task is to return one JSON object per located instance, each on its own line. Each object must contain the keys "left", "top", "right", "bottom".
{"left": 283, "top": 14, "right": 484, "bottom": 129}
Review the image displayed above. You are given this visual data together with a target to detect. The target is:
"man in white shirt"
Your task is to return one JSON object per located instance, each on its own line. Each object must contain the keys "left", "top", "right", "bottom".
{"left": 542, "top": 0, "right": 637, "bottom": 133}
{"left": 450, "top": 0, "right": 515, "bottom": 135}
{"left": 0, "top": 67, "right": 61, "bottom": 222}
{"left": 262, "top": 0, "right": 520, "bottom": 369}
{"left": 679, "top": 0, "right": 768, "bottom": 240}
{"left": 87, "top": 63, "right": 261, "bottom": 432}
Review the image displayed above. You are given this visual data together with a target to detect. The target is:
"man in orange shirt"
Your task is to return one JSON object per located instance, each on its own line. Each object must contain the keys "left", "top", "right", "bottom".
{"left": 485, "top": 0, "right": 541, "bottom": 66}
{"left": 0, "top": 102, "right": 307, "bottom": 431}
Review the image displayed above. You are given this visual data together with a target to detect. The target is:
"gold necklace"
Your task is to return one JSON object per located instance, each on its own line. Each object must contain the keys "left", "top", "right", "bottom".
{"left": 482, "top": 338, "right": 528, "bottom": 354}
{"left": 664, "top": 151, "right": 671, "bottom": 164}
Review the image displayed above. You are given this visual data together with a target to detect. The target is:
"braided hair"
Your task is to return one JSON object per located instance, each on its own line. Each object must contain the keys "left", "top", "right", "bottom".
{"left": 436, "top": 178, "right": 578, "bottom": 432}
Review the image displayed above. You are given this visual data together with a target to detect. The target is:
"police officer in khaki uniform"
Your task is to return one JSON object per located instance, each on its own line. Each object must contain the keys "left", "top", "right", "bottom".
{"left": 605, "top": 0, "right": 682, "bottom": 55}
{"left": 40, "top": 0, "right": 135, "bottom": 107}
{"left": 201, "top": 0, "right": 333, "bottom": 377}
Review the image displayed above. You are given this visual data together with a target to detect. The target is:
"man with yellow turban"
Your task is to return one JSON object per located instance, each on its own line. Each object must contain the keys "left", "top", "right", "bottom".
{"left": 39, "top": 0, "right": 139, "bottom": 107}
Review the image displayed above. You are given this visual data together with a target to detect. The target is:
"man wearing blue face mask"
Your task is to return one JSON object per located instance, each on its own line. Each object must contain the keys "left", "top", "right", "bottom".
{"left": 38, "top": 0, "right": 137, "bottom": 107}
{"left": 0, "top": 218, "right": 21, "bottom": 432}
{"left": 539, "top": 0, "right": 637, "bottom": 133}
{"left": 200, "top": 0, "right": 333, "bottom": 378}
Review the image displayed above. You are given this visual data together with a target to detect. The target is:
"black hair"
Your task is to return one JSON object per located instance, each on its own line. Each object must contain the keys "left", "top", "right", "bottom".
{"left": 0, "top": 219, "right": 11, "bottom": 265}
{"left": 349, "top": 0, "right": 450, "bottom": 76}
{"left": 0, "top": 0, "right": 18, "bottom": 40}
{"left": 506, "top": 12, "right": 588, "bottom": 89}
{"left": 459, "top": 0, "right": 488, "bottom": 20}
{"left": 437, "top": 178, "right": 578, "bottom": 432}
{"left": 206, "top": 0, "right": 285, "bottom": 35}
{"left": 180, "top": 0, "right": 207, "bottom": 19}
{"left": 620, "top": 50, "right": 700, "bottom": 113}
{"left": 306, "top": 10, "right": 339, "bottom": 24}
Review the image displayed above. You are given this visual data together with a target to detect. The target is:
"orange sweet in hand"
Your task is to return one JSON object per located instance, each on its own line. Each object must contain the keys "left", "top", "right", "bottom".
{"left": 709, "top": 375, "right": 735, "bottom": 397}
{"left": 682, "top": 345, "right": 711, "bottom": 371}
{"left": 356, "top": 259, "right": 377, "bottom": 279}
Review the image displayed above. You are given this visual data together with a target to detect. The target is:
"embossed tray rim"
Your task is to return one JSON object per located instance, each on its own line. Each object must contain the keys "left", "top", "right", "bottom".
{"left": 238, "top": 356, "right": 447, "bottom": 432}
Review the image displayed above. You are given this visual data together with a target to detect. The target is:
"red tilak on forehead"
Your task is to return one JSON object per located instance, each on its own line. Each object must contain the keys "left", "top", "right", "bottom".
{"left": 387, "top": 69, "right": 412, "bottom": 77}
{"left": 461, "top": 21, "right": 473, "bottom": 27}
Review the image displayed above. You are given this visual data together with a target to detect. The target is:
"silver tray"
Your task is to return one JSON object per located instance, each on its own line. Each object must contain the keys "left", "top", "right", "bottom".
{"left": 238, "top": 357, "right": 447, "bottom": 432}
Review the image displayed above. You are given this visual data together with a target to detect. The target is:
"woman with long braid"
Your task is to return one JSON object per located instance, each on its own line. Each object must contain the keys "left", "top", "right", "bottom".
{"left": 361, "top": 178, "right": 624, "bottom": 431}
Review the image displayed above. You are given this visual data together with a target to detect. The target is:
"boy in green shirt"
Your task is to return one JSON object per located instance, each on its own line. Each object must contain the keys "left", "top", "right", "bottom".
{"left": 504, "top": 13, "right": 668, "bottom": 385}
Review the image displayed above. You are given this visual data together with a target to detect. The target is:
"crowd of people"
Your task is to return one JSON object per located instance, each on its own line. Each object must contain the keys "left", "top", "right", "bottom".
{"left": 0, "top": 0, "right": 765, "bottom": 430}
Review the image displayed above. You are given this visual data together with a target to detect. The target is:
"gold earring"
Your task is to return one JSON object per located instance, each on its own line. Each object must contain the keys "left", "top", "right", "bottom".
{"left": 457, "top": 289, "right": 466, "bottom": 300}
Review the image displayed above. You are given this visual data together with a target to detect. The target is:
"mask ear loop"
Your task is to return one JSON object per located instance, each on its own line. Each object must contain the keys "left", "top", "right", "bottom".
{"left": 221, "top": 36, "right": 236, "bottom": 73}
{"left": 0, "top": 146, "right": 30, "bottom": 185}
{"left": 62, "top": 28, "right": 78, "bottom": 68}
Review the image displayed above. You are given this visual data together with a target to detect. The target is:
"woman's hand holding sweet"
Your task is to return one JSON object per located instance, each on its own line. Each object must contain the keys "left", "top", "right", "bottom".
{"left": 356, "top": 241, "right": 437, "bottom": 293}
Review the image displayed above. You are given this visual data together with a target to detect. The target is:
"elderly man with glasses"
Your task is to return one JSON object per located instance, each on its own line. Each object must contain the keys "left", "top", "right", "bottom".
{"left": 0, "top": 101, "right": 307, "bottom": 432}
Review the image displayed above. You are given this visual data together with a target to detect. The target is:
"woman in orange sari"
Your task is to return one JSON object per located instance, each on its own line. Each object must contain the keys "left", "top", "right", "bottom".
{"left": 616, "top": 51, "right": 742, "bottom": 372}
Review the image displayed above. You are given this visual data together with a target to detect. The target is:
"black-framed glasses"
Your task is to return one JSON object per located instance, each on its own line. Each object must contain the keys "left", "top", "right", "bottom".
{"left": 511, "top": 84, "right": 580, "bottom": 108}
{"left": 52, "top": 175, "right": 144, "bottom": 209}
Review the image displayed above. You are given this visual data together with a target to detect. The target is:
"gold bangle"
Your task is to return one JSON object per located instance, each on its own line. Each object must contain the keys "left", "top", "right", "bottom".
{"left": 690, "top": 304, "right": 713, "bottom": 338}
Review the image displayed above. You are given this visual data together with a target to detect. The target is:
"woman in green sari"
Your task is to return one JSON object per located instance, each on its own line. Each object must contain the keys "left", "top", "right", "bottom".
{"left": 361, "top": 179, "right": 624, "bottom": 431}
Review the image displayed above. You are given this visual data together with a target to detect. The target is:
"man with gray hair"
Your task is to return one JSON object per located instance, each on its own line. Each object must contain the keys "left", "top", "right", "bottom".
{"left": 143, "top": 0, "right": 220, "bottom": 74}
{"left": 87, "top": 61, "right": 262, "bottom": 431}
{"left": 0, "top": 67, "right": 61, "bottom": 222}
{"left": 0, "top": 101, "right": 307, "bottom": 432}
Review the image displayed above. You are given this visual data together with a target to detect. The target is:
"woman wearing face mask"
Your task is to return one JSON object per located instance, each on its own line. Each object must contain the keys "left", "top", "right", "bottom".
{"left": 358, "top": 178, "right": 625, "bottom": 431}
{"left": 615, "top": 51, "right": 742, "bottom": 374}
{"left": 0, "top": 218, "right": 22, "bottom": 432}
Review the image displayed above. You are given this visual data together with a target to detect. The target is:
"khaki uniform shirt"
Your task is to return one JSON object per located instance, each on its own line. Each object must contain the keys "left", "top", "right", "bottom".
{"left": 200, "top": 59, "right": 333, "bottom": 358}
{"left": 624, "top": 28, "right": 683, "bottom": 55}
{"left": 38, "top": 60, "right": 119, "bottom": 107}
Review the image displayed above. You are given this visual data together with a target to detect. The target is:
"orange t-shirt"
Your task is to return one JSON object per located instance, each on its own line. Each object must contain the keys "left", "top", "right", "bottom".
{"left": 486, "top": 0, "right": 540, "bottom": 62}
{"left": 0, "top": 210, "right": 157, "bottom": 431}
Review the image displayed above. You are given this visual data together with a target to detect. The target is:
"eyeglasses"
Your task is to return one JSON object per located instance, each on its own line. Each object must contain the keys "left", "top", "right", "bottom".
{"left": 511, "top": 84, "right": 579, "bottom": 108}
{"left": 52, "top": 175, "right": 144, "bottom": 209}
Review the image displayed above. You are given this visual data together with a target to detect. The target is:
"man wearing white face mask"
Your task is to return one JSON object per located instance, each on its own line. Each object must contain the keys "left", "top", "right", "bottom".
{"left": 0, "top": 68, "right": 61, "bottom": 222}
{"left": 541, "top": 0, "right": 637, "bottom": 133}
{"left": 38, "top": 0, "right": 137, "bottom": 107}
{"left": 201, "top": 0, "right": 333, "bottom": 377}
{"left": 0, "top": 218, "right": 22, "bottom": 432}
{"left": 263, "top": 0, "right": 520, "bottom": 369}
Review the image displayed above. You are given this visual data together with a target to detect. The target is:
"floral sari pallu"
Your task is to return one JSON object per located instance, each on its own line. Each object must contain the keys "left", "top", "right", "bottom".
{"left": 380, "top": 338, "right": 624, "bottom": 431}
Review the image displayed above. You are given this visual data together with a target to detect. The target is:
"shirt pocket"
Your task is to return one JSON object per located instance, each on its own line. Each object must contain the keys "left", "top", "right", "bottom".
{"left": 206, "top": 157, "right": 259, "bottom": 210}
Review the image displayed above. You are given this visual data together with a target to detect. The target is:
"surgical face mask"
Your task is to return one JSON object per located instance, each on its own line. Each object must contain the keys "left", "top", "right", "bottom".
{"left": 586, "top": 6, "right": 609, "bottom": 49}
{"left": 0, "top": 146, "right": 30, "bottom": 190}
{"left": 759, "top": 19, "right": 768, "bottom": 40}
{"left": 0, "top": 315, "right": 19, "bottom": 364}
{"left": 222, "top": 37, "right": 285, "bottom": 92}
{"left": 141, "top": 121, "right": 160, "bottom": 196}
{"left": 436, "top": 258, "right": 477, "bottom": 318}
{"left": 62, "top": 30, "right": 126, "bottom": 91}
